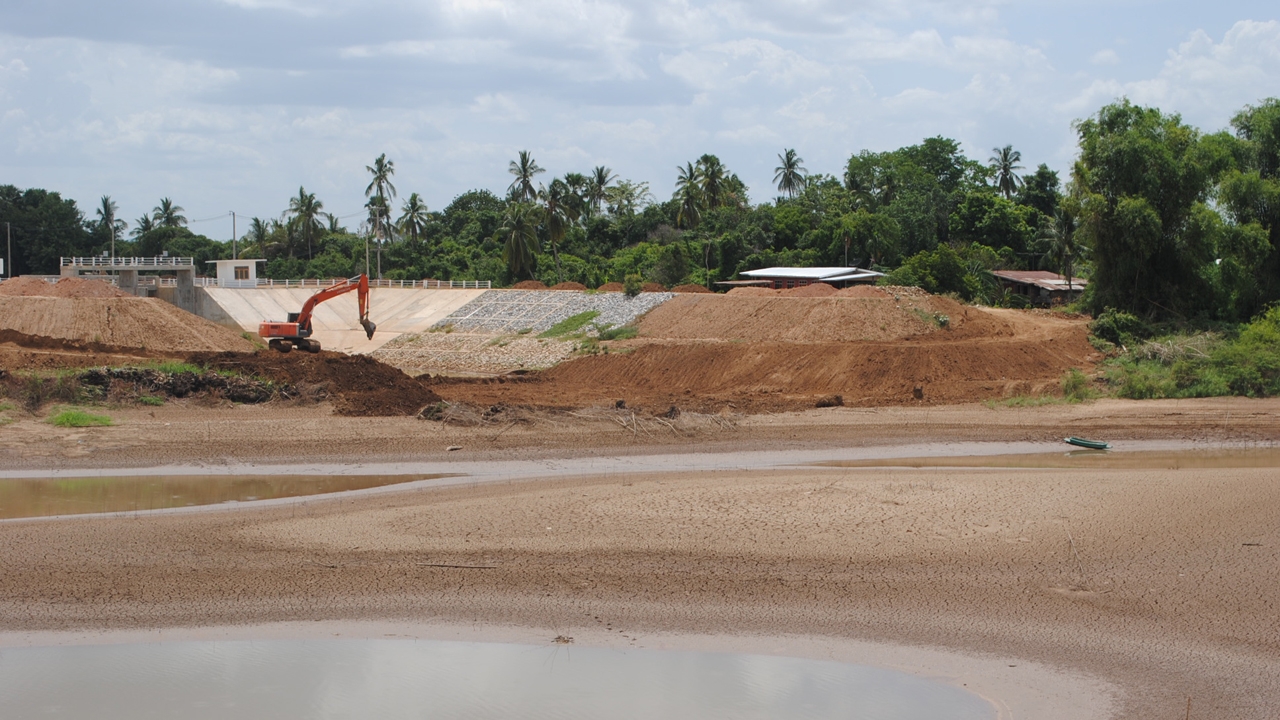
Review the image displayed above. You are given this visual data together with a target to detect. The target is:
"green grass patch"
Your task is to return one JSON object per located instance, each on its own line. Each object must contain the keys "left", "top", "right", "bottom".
{"left": 539, "top": 311, "right": 601, "bottom": 339}
{"left": 596, "top": 324, "right": 639, "bottom": 341}
{"left": 47, "top": 409, "right": 114, "bottom": 427}
{"left": 0, "top": 401, "right": 15, "bottom": 412}
{"left": 138, "top": 395, "right": 165, "bottom": 406}
{"left": 984, "top": 395, "right": 1069, "bottom": 408}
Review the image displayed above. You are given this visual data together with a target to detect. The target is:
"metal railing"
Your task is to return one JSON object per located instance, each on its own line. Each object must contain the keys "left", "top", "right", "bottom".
{"left": 151, "top": 277, "right": 491, "bottom": 289}
{"left": 61, "top": 256, "right": 195, "bottom": 268}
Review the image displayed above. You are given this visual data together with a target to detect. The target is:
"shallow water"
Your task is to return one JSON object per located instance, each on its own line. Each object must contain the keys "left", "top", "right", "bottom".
{"left": 815, "top": 447, "right": 1280, "bottom": 470}
{"left": 0, "top": 473, "right": 445, "bottom": 519}
{"left": 0, "top": 639, "right": 993, "bottom": 720}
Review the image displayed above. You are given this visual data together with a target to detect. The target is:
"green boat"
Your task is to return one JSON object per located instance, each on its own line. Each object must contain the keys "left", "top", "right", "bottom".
{"left": 1065, "top": 436, "right": 1110, "bottom": 450}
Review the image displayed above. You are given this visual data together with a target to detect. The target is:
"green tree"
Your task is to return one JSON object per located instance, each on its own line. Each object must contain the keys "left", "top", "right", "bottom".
{"left": 1039, "top": 207, "right": 1083, "bottom": 291}
{"left": 365, "top": 153, "right": 397, "bottom": 277}
{"left": 287, "top": 186, "right": 324, "bottom": 260}
{"left": 498, "top": 203, "right": 540, "bottom": 280}
{"left": 1074, "top": 100, "right": 1234, "bottom": 317}
{"left": 539, "top": 179, "right": 580, "bottom": 283}
{"left": 95, "top": 195, "right": 126, "bottom": 259}
{"left": 152, "top": 198, "right": 186, "bottom": 228}
{"left": 674, "top": 162, "right": 703, "bottom": 229}
{"left": 588, "top": 166, "right": 616, "bottom": 215}
{"left": 697, "top": 154, "right": 730, "bottom": 209}
{"left": 398, "top": 193, "right": 430, "bottom": 244}
{"left": 989, "top": 145, "right": 1024, "bottom": 200}
{"left": 131, "top": 214, "right": 154, "bottom": 239}
{"left": 0, "top": 185, "right": 94, "bottom": 274}
{"left": 1017, "top": 164, "right": 1061, "bottom": 217}
{"left": 508, "top": 151, "right": 544, "bottom": 203}
{"left": 1217, "top": 98, "right": 1280, "bottom": 318}
{"left": 775, "top": 149, "right": 807, "bottom": 199}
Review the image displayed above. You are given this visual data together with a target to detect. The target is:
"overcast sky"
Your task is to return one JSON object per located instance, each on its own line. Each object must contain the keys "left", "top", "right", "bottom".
{"left": 1, "top": 1, "right": 1278, "bottom": 239}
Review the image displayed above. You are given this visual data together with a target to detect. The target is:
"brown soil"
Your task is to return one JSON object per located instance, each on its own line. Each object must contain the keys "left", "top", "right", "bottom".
{"left": 836, "top": 285, "right": 889, "bottom": 298}
{"left": 0, "top": 276, "right": 131, "bottom": 298}
{"left": 549, "top": 281, "right": 588, "bottom": 291}
{"left": 671, "top": 283, "right": 712, "bottom": 293}
{"left": 511, "top": 280, "right": 548, "bottom": 290}
{"left": 727, "top": 286, "right": 777, "bottom": 296}
{"left": 597, "top": 282, "right": 625, "bottom": 292}
{"left": 784, "top": 282, "right": 837, "bottom": 297}
{"left": 0, "top": 297, "right": 254, "bottom": 353}
{"left": 641, "top": 282, "right": 666, "bottom": 293}
{"left": 186, "top": 350, "right": 441, "bottom": 417}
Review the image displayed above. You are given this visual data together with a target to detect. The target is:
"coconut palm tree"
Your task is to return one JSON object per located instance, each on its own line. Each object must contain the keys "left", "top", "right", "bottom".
{"left": 131, "top": 214, "right": 154, "bottom": 240}
{"left": 364, "top": 153, "right": 397, "bottom": 277}
{"left": 538, "top": 179, "right": 579, "bottom": 283}
{"left": 508, "top": 151, "right": 544, "bottom": 203}
{"left": 325, "top": 213, "right": 345, "bottom": 234}
{"left": 240, "top": 217, "right": 272, "bottom": 258}
{"left": 1040, "top": 208, "right": 1081, "bottom": 291}
{"left": 398, "top": 193, "right": 430, "bottom": 244}
{"left": 587, "top": 166, "right": 616, "bottom": 215}
{"left": 96, "top": 196, "right": 126, "bottom": 259}
{"left": 365, "top": 194, "right": 393, "bottom": 278}
{"left": 498, "top": 203, "right": 540, "bottom": 280}
{"left": 990, "top": 145, "right": 1024, "bottom": 200}
{"left": 287, "top": 186, "right": 324, "bottom": 260}
{"left": 774, "top": 149, "right": 807, "bottom": 199}
{"left": 674, "top": 162, "right": 703, "bottom": 230}
{"left": 697, "top": 154, "right": 728, "bottom": 209}
{"left": 152, "top": 198, "right": 186, "bottom": 227}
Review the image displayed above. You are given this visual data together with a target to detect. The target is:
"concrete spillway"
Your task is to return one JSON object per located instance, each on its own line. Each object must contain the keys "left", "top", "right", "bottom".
{"left": 198, "top": 287, "right": 485, "bottom": 354}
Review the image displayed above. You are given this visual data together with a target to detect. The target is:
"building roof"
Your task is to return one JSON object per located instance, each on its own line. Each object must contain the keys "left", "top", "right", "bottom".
{"left": 991, "top": 270, "right": 1087, "bottom": 291}
{"left": 740, "top": 266, "right": 885, "bottom": 280}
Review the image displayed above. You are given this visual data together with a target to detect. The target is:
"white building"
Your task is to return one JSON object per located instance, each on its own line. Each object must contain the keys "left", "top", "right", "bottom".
{"left": 207, "top": 259, "right": 267, "bottom": 288}
{"left": 722, "top": 266, "right": 885, "bottom": 290}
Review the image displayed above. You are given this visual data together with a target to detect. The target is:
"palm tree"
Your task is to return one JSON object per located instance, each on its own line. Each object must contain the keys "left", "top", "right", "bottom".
{"left": 697, "top": 154, "right": 728, "bottom": 209}
{"left": 1040, "top": 208, "right": 1081, "bottom": 291}
{"left": 152, "top": 198, "right": 186, "bottom": 227}
{"left": 364, "top": 153, "right": 397, "bottom": 277}
{"left": 498, "top": 203, "right": 540, "bottom": 280}
{"left": 507, "top": 151, "right": 544, "bottom": 202}
{"left": 674, "top": 162, "right": 703, "bottom": 230}
{"left": 774, "top": 149, "right": 807, "bottom": 199}
{"left": 287, "top": 186, "right": 324, "bottom": 260}
{"left": 538, "top": 179, "right": 579, "bottom": 283}
{"left": 325, "top": 213, "right": 345, "bottom": 234}
{"left": 587, "top": 166, "right": 616, "bottom": 215}
{"left": 96, "top": 196, "right": 126, "bottom": 259}
{"left": 240, "top": 217, "right": 272, "bottom": 258}
{"left": 990, "top": 145, "right": 1024, "bottom": 200}
{"left": 398, "top": 193, "right": 430, "bottom": 244}
{"left": 131, "top": 214, "right": 154, "bottom": 240}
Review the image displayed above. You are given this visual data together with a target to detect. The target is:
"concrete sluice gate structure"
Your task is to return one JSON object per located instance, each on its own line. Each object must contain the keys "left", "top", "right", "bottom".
{"left": 199, "top": 287, "right": 486, "bottom": 354}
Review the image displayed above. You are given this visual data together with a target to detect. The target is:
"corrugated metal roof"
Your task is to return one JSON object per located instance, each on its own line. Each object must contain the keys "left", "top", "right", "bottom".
{"left": 741, "top": 267, "right": 877, "bottom": 279}
{"left": 991, "top": 270, "right": 1087, "bottom": 291}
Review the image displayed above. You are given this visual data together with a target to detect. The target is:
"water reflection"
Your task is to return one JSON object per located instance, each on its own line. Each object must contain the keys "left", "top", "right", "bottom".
{"left": 0, "top": 474, "right": 447, "bottom": 519}
{"left": 0, "top": 639, "right": 993, "bottom": 720}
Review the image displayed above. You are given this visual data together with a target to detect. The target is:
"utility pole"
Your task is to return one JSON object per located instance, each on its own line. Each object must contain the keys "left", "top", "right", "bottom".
{"left": 231, "top": 211, "right": 237, "bottom": 259}
{"left": 5, "top": 222, "right": 10, "bottom": 278}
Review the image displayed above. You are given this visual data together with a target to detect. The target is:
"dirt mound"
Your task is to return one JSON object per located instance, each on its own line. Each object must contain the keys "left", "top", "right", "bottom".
{"left": 0, "top": 297, "right": 254, "bottom": 353}
{"left": 671, "top": 284, "right": 712, "bottom": 293}
{"left": 0, "top": 276, "right": 131, "bottom": 298}
{"left": 637, "top": 294, "right": 997, "bottom": 343}
{"left": 549, "top": 281, "right": 588, "bottom": 291}
{"left": 641, "top": 282, "right": 666, "bottom": 293}
{"left": 835, "top": 285, "right": 888, "bottom": 298}
{"left": 597, "top": 282, "right": 625, "bottom": 292}
{"left": 727, "top": 286, "right": 776, "bottom": 296}
{"left": 511, "top": 280, "right": 548, "bottom": 290}
{"left": 784, "top": 283, "right": 836, "bottom": 297}
{"left": 187, "top": 350, "right": 441, "bottom": 416}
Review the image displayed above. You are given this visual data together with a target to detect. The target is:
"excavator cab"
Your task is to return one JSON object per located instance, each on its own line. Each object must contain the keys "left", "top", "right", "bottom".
{"left": 259, "top": 275, "right": 376, "bottom": 354}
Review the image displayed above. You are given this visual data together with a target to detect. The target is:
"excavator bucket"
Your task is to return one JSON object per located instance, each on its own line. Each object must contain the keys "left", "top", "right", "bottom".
{"left": 360, "top": 317, "right": 377, "bottom": 340}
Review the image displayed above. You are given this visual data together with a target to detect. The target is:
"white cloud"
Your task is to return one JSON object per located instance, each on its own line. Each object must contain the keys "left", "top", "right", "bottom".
{"left": 1091, "top": 49, "right": 1119, "bottom": 66}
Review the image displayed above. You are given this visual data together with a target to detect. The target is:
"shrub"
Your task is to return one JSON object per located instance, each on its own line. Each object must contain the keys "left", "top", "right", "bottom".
{"left": 1060, "top": 368, "right": 1096, "bottom": 402}
{"left": 1090, "top": 309, "right": 1150, "bottom": 347}
{"left": 597, "top": 325, "right": 639, "bottom": 341}
{"left": 624, "top": 273, "right": 643, "bottom": 297}
{"left": 48, "top": 409, "right": 113, "bottom": 427}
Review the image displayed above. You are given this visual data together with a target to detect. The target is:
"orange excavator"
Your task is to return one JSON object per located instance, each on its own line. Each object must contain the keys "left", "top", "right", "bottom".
{"left": 258, "top": 274, "right": 376, "bottom": 353}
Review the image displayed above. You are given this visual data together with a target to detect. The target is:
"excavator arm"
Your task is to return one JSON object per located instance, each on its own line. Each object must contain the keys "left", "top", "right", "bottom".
{"left": 259, "top": 274, "right": 376, "bottom": 353}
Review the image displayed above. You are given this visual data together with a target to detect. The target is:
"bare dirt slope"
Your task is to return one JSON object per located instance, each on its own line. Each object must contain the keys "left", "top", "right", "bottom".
{"left": 0, "top": 297, "right": 254, "bottom": 353}
{"left": 431, "top": 295, "right": 1095, "bottom": 411}
{"left": 0, "top": 276, "right": 131, "bottom": 298}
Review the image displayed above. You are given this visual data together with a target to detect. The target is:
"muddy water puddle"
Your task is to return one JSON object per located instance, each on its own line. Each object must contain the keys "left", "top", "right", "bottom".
{"left": 816, "top": 447, "right": 1280, "bottom": 470}
{"left": 0, "top": 473, "right": 447, "bottom": 519}
{"left": 0, "top": 639, "right": 992, "bottom": 720}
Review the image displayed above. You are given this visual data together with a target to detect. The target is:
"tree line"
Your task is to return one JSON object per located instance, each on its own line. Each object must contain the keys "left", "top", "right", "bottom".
{"left": 2, "top": 97, "right": 1278, "bottom": 323}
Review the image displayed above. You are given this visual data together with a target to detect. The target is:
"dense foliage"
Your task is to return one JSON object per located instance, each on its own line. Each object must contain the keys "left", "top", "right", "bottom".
{"left": 3, "top": 97, "right": 1279, "bottom": 326}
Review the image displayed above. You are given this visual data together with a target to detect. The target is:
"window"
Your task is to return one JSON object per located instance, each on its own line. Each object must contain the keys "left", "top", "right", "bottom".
{"left": 234, "top": 266, "right": 250, "bottom": 280}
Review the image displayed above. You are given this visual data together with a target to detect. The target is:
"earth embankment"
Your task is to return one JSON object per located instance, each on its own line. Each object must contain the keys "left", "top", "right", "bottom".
{"left": 0, "top": 296, "right": 255, "bottom": 353}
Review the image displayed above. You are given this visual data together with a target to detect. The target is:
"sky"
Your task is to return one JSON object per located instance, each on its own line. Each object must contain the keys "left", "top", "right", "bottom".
{"left": 1, "top": 0, "right": 1278, "bottom": 240}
